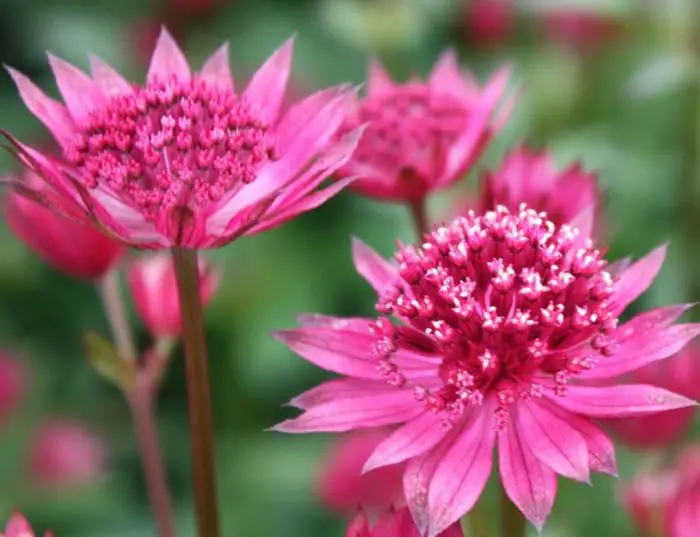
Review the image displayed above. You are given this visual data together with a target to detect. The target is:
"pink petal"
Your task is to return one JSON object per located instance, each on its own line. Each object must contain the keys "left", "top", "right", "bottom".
{"left": 89, "top": 56, "right": 133, "bottom": 97}
{"left": 515, "top": 400, "right": 590, "bottom": 482}
{"left": 612, "top": 244, "right": 667, "bottom": 312}
{"left": 346, "top": 511, "right": 370, "bottom": 537}
{"left": 6, "top": 67, "right": 75, "bottom": 147}
{"left": 607, "top": 256, "right": 631, "bottom": 277}
{"left": 47, "top": 54, "right": 108, "bottom": 124}
{"left": 297, "top": 314, "right": 374, "bottom": 331}
{"left": 287, "top": 378, "right": 393, "bottom": 409}
{"left": 426, "top": 410, "right": 496, "bottom": 537}
{"left": 243, "top": 37, "right": 294, "bottom": 123}
{"left": 545, "top": 384, "right": 697, "bottom": 418}
{"left": 367, "top": 58, "right": 394, "bottom": 97}
{"left": 272, "top": 390, "right": 422, "bottom": 433}
{"left": 199, "top": 43, "right": 234, "bottom": 91}
{"left": 4, "top": 512, "right": 35, "bottom": 537}
{"left": 147, "top": 27, "right": 191, "bottom": 85}
{"left": 363, "top": 411, "right": 448, "bottom": 473}
{"left": 352, "top": 237, "right": 399, "bottom": 294}
{"left": 428, "top": 49, "right": 474, "bottom": 101}
{"left": 498, "top": 414, "right": 557, "bottom": 532}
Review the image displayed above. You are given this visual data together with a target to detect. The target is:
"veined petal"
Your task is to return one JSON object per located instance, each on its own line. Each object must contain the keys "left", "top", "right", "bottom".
{"left": 363, "top": 411, "right": 448, "bottom": 473}
{"left": 147, "top": 28, "right": 191, "bottom": 84}
{"left": 515, "top": 400, "right": 590, "bottom": 482}
{"left": 47, "top": 54, "right": 108, "bottom": 124}
{"left": 545, "top": 384, "right": 697, "bottom": 418}
{"left": 352, "top": 237, "right": 399, "bottom": 294}
{"left": 612, "top": 244, "right": 667, "bottom": 311}
{"left": 89, "top": 56, "right": 133, "bottom": 97}
{"left": 272, "top": 390, "right": 422, "bottom": 433}
{"left": 199, "top": 43, "right": 234, "bottom": 91}
{"left": 287, "top": 378, "right": 393, "bottom": 409}
{"left": 498, "top": 413, "right": 557, "bottom": 532}
{"left": 243, "top": 37, "right": 294, "bottom": 123}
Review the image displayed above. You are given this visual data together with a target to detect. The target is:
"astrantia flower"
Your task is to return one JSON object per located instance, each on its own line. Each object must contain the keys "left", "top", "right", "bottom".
{"left": 2, "top": 29, "right": 361, "bottom": 249}
{"left": 274, "top": 206, "right": 699, "bottom": 535}
{"left": 463, "top": 0, "right": 515, "bottom": 48}
{"left": 1, "top": 513, "right": 52, "bottom": 537}
{"left": 334, "top": 52, "right": 512, "bottom": 204}
{"left": 347, "top": 507, "right": 463, "bottom": 537}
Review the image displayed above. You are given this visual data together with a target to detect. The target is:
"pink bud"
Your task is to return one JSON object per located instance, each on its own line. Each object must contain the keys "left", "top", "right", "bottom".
{"left": 621, "top": 467, "right": 678, "bottom": 536}
{"left": 0, "top": 352, "right": 25, "bottom": 426}
{"left": 317, "top": 429, "right": 404, "bottom": 514}
{"left": 2, "top": 512, "right": 52, "bottom": 537}
{"left": 541, "top": 9, "right": 621, "bottom": 53}
{"left": 4, "top": 172, "right": 125, "bottom": 280}
{"left": 127, "top": 253, "right": 220, "bottom": 338}
{"left": 29, "top": 420, "right": 105, "bottom": 488}
{"left": 463, "top": 0, "right": 515, "bottom": 48}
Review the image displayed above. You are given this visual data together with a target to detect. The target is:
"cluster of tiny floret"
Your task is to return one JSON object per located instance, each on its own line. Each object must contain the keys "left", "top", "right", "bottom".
{"left": 64, "top": 76, "right": 276, "bottom": 220}
{"left": 369, "top": 205, "right": 619, "bottom": 426}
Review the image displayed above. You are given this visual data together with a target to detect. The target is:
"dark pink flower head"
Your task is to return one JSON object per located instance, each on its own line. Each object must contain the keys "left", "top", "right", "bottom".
{"left": 274, "top": 206, "right": 699, "bottom": 536}
{"left": 3, "top": 29, "right": 361, "bottom": 249}
{"left": 1, "top": 513, "right": 52, "bottom": 537}
{"left": 476, "top": 146, "right": 598, "bottom": 226}
{"left": 347, "top": 507, "right": 463, "bottom": 537}
{"left": 463, "top": 0, "right": 515, "bottom": 48}
{"left": 335, "top": 53, "right": 512, "bottom": 204}
{"left": 541, "top": 8, "right": 621, "bottom": 53}
{"left": 317, "top": 428, "right": 404, "bottom": 513}
{"left": 0, "top": 352, "right": 25, "bottom": 426}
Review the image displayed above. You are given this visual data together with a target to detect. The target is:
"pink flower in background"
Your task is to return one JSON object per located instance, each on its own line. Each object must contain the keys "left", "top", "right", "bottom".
{"left": 275, "top": 206, "right": 699, "bottom": 535}
{"left": 335, "top": 52, "right": 512, "bottom": 204}
{"left": 0, "top": 353, "right": 24, "bottom": 426}
{"left": 4, "top": 168, "right": 125, "bottom": 279}
{"left": 128, "top": 252, "right": 219, "bottom": 337}
{"left": 3, "top": 29, "right": 361, "bottom": 249}
{"left": 463, "top": 0, "right": 515, "bottom": 48}
{"left": 29, "top": 419, "right": 105, "bottom": 487}
{"left": 541, "top": 9, "right": 621, "bottom": 53}
{"left": 317, "top": 428, "right": 404, "bottom": 513}
{"left": 606, "top": 345, "right": 700, "bottom": 450}
{"left": 347, "top": 507, "right": 463, "bottom": 537}
{"left": 1, "top": 513, "right": 52, "bottom": 537}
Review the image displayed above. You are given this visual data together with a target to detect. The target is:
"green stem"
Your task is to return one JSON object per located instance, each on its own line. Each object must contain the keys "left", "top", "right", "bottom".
{"left": 171, "top": 247, "right": 220, "bottom": 537}
{"left": 409, "top": 198, "right": 429, "bottom": 239}
{"left": 500, "top": 484, "right": 526, "bottom": 537}
{"left": 467, "top": 498, "right": 489, "bottom": 537}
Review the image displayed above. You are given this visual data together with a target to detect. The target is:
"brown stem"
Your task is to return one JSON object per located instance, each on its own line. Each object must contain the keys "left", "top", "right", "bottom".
{"left": 98, "top": 268, "right": 137, "bottom": 361}
{"left": 409, "top": 198, "right": 429, "bottom": 239}
{"left": 500, "top": 484, "right": 526, "bottom": 537}
{"left": 171, "top": 247, "right": 220, "bottom": 537}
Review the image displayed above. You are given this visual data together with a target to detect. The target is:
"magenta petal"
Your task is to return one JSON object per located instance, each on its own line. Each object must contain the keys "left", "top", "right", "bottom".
{"left": 199, "top": 43, "right": 234, "bottom": 91}
{"left": 352, "top": 237, "right": 399, "bottom": 294}
{"left": 546, "top": 384, "right": 697, "bottom": 418}
{"left": 47, "top": 54, "right": 107, "bottom": 124}
{"left": 426, "top": 410, "right": 496, "bottom": 537}
{"left": 272, "top": 390, "right": 422, "bottom": 433}
{"left": 89, "top": 56, "right": 133, "bottom": 97}
{"left": 498, "top": 414, "right": 557, "bottom": 532}
{"left": 612, "top": 243, "right": 667, "bottom": 311}
{"left": 515, "top": 400, "right": 590, "bottom": 482}
{"left": 243, "top": 37, "right": 294, "bottom": 123}
{"left": 428, "top": 49, "right": 472, "bottom": 101}
{"left": 367, "top": 58, "right": 394, "bottom": 97}
{"left": 287, "top": 378, "right": 391, "bottom": 409}
{"left": 296, "top": 314, "right": 374, "bottom": 331}
{"left": 146, "top": 28, "right": 191, "bottom": 85}
{"left": 346, "top": 511, "right": 370, "bottom": 537}
{"left": 363, "top": 411, "right": 448, "bottom": 473}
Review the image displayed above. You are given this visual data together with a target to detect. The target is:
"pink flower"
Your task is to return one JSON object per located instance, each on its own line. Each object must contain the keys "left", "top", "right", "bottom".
{"left": 334, "top": 53, "right": 512, "bottom": 204}
{"left": 4, "top": 167, "right": 125, "bottom": 279}
{"left": 606, "top": 344, "right": 700, "bottom": 450}
{"left": 3, "top": 29, "right": 361, "bottom": 249}
{"left": 317, "top": 428, "right": 404, "bottom": 513}
{"left": 29, "top": 419, "right": 105, "bottom": 487}
{"left": 347, "top": 507, "right": 463, "bottom": 537}
{"left": 463, "top": 0, "right": 515, "bottom": 48}
{"left": 274, "top": 206, "right": 699, "bottom": 535}
{"left": 128, "top": 252, "right": 219, "bottom": 337}
{"left": 0, "top": 352, "right": 24, "bottom": 426}
{"left": 541, "top": 9, "right": 621, "bottom": 53}
{"left": 1, "top": 513, "right": 52, "bottom": 537}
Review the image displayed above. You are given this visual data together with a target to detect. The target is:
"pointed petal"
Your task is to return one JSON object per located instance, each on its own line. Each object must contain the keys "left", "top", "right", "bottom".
{"left": 352, "top": 237, "right": 399, "bottom": 294}
{"left": 89, "top": 56, "right": 133, "bottom": 97}
{"left": 498, "top": 414, "right": 557, "bottom": 532}
{"left": 296, "top": 314, "right": 373, "bottom": 330}
{"left": 243, "top": 37, "right": 294, "bottom": 123}
{"left": 4, "top": 512, "right": 35, "bottom": 537}
{"left": 545, "top": 384, "right": 698, "bottom": 418}
{"left": 612, "top": 244, "right": 667, "bottom": 311}
{"left": 47, "top": 54, "right": 108, "bottom": 124}
{"left": 367, "top": 58, "right": 394, "bottom": 96}
{"left": 428, "top": 49, "right": 472, "bottom": 100}
{"left": 272, "top": 390, "right": 422, "bottom": 433}
{"left": 346, "top": 511, "right": 370, "bottom": 537}
{"left": 6, "top": 67, "right": 75, "bottom": 146}
{"left": 147, "top": 28, "right": 191, "bottom": 84}
{"left": 426, "top": 410, "right": 496, "bottom": 537}
{"left": 607, "top": 256, "right": 631, "bottom": 277}
{"left": 287, "top": 378, "right": 393, "bottom": 409}
{"left": 363, "top": 411, "right": 448, "bottom": 472}
{"left": 199, "top": 43, "right": 234, "bottom": 91}
{"left": 515, "top": 400, "right": 590, "bottom": 482}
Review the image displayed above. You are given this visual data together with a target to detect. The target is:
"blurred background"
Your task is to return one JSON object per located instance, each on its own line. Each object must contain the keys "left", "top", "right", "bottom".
{"left": 0, "top": 0, "right": 698, "bottom": 536}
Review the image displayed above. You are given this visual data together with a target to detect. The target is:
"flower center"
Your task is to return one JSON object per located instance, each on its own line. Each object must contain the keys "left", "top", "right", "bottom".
{"left": 64, "top": 76, "right": 276, "bottom": 220}
{"left": 371, "top": 205, "right": 619, "bottom": 424}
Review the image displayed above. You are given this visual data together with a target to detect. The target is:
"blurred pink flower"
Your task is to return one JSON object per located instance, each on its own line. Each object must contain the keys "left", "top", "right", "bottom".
{"left": 317, "top": 428, "right": 404, "bottom": 513}
{"left": 347, "top": 507, "right": 463, "bottom": 537}
{"left": 541, "top": 9, "right": 621, "bottom": 53}
{"left": 274, "top": 207, "right": 699, "bottom": 535}
{"left": 4, "top": 167, "right": 125, "bottom": 279}
{"left": 335, "top": 52, "right": 512, "bottom": 204}
{"left": 128, "top": 252, "right": 219, "bottom": 337}
{"left": 607, "top": 345, "right": 700, "bottom": 450}
{"left": 1, "top": 513, "right": 52, "bottom": 537}
{"left": 463, "top": 0, "right": 515, "bottom": 48}
{"left": 3, "top": 29, "right": 361, "bottom": 249}
{"left": 29, "top": 419, "right": 105, "bottom": 487}
{"left": 0, "top": 352, "right": 24, "bottom": 426}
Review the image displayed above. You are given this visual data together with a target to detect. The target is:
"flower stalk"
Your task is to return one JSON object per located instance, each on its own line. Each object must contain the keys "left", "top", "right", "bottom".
{"left": 467, "top": 498, "right": 489, "bottom": 537}
{"left": 500, "top": 483, "right": 525, "bottom": 537}
{"left": 409, "top": 198, "right": 429, "bottom": 238}
{"left": 171, "top": 247, "right": 220, "bottom": 537}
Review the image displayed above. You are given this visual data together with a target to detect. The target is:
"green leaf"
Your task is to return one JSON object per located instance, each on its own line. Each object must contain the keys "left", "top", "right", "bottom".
{"left": 82, "top": 331, "right": 135, "bottom": 390}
